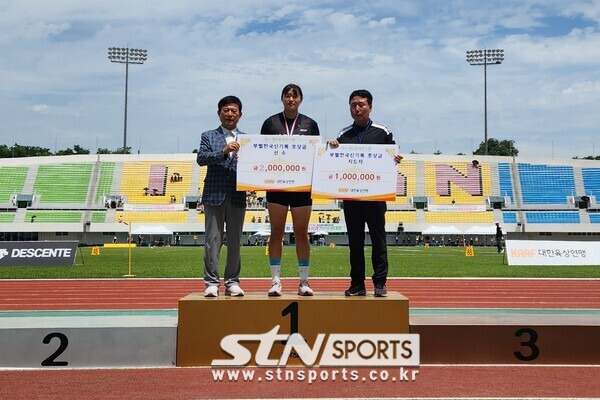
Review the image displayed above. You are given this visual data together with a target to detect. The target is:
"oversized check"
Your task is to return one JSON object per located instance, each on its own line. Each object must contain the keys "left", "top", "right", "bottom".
{"left": 311, "top": 144, "right": 398, "bottom": 201}
{"left": 237, "top": 135, "right": 320, "bottom": 191}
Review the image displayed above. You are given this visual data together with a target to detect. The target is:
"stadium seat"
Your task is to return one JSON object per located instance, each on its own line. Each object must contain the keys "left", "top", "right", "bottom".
{"left": 33, "top": 164, "right": 92, "bottom": 203}
{"left": 0, "top": 166, "right": 28, "bottom": 202}
{"left": 424, "top": 161, "right": 492, "bottom": 205}
{"left": 518, "top": 163, "right": 575, "bottom": 204}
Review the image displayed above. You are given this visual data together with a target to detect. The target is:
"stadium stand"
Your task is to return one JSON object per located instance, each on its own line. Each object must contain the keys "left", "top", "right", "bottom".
{"left": 425, "top": 212, "right": 495, "bottom": 224}
{"left": 503, "top": 212, "right": 518, "bottom": 224}
{"left": 95, "top": 162, "right": 115, "bottom": 203}
{"left": 91, "top": 212, "right": 107, "bottom": 223}
{"left": 497, "top": 163, "right": 515, "bottom": 203}
{"left": 424, "top": 161, "right": 492, "bottom": 204}
{"left": 518, "top": 163, "right": 575, "bottom": 204}
{"left": 1, "top": 154, "right": 599, "bottom": 246}
{"left": 386, "top": 211, "right": 417, "bottom": 224}
{"left": 25, "top": 211, "right": 82, "bottom": 223}
{"left": 310, "top": 211, "right": 341, "bottom": 224}
{"left": 525, "top": 212, "right": 580, "bottom": 224}
{"left": 114, "top": 211, "right": 188, "bottom": 223}
{"left": 0, "top": 213, "right": 16, "bottom": 223}
{"left": 120, "top": 161, "right": 192, "bottom": 204}
{"left": 582, "top": 168, "right": 600, "bottom": 197}
{"left": 392, "top": 161, "right": 416, "bottom": 204}
{"left": 33, "top": 163, "right": 92, "bottom": 203}
{"left": 0, "top": 166, "right": 28, "bottom": 203}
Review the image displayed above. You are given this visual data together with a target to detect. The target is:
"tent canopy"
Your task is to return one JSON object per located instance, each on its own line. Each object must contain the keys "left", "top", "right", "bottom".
{"left": 131, "top": 225, "right": 173, "bottom": 235}
{"left": 463, "top": 225, "right": 497, "bottom": 235}
{"left": 312, "top": 230, "right": 329, "bottom": 236}
{"left": 251, "top": 230, "right": 271, "bottom": 237}
{"left": 422, "top": 225, "right": 463, "bottom": 235}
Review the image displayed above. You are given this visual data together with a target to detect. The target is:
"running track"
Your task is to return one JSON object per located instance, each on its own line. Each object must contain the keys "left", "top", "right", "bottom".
{"left": 2, "top": 278, "right": 599, "bottom": 399}
{"left": 1, "top": 277, "right": 599, "bottom": 310}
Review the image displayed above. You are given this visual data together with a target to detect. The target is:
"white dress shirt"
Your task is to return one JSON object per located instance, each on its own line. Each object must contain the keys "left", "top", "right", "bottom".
{"left": 221, "top": 126, "right": 238, "bottom": 158}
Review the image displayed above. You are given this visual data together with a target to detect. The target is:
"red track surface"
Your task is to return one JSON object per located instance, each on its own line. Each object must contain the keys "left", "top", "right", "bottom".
{"left": 1, "top": 366, "right": 599, "bottom": 399}
{"left": 1, "top": 278, "right": 599, "bottom": 311}
{"left": 2, "top": 278, "right": 599, "bottom": 399}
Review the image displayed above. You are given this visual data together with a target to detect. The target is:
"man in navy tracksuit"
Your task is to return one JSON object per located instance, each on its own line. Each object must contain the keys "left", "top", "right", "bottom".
{"left": 328, "top": 89, "right": 403, "bottom": 297}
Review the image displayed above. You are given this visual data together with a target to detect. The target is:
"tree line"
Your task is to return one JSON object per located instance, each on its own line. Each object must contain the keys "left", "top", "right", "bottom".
{"left": 0, "top": 144, "right": 131, "bottom": 158}
{"left": 2, "top": 139, "right": 597, "bottom": 159}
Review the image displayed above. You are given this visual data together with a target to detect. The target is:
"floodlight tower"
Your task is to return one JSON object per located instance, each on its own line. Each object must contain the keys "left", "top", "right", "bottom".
{"left": 108, "top": 47, "right": 148, "bottom": 150}
{"left": 466, "top": 49, "right": 504, "bottom": 155}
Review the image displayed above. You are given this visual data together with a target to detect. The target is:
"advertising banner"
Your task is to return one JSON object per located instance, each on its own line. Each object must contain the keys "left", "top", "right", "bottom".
{"left": 311, "top": 144, "right": 398, "bottom": 201}
{"left": 505, "top": 240, "right": 600, "bottom": 266}
{"left": 0, "top": 241, "right": 79, "bottom": 267}
{"left": 237, "top": 135, "right": 320, "bottom": 192}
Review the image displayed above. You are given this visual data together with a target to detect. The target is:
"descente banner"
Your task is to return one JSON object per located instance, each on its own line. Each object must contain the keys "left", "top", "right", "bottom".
{"left": 0, "top": 241, "right": 78, "bottom": 267}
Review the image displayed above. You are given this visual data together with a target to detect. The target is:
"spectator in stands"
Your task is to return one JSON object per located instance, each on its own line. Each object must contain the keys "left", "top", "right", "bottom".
{"left": 261, "top": 83, "right": 320, "bottom": 297}
{"left": 197, "top": 95, "right": 246, "bottom": 297}
{"left": 328, "top": 89, "right": 403, "bottom": 297}
{"left": 495, "top": 222, "right": 503, "bottom": 253}
{"left": 251, "top": 216, "right": 256, "bottom": 223}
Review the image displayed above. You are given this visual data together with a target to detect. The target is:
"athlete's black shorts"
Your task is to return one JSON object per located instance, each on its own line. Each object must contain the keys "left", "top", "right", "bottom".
{"left": 266, "top": 191, "right": 312, "bottom": 208}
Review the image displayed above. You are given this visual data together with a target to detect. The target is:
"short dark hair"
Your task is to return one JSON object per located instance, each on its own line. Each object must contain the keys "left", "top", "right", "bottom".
{"left": 218, "top": 96, "right": 242, "bottom": 112}
{"left": 349, "top": 89, "right": 373, "bottom": 106}
{"left": 281, "top": 84, "right": 303, "bottom": 100}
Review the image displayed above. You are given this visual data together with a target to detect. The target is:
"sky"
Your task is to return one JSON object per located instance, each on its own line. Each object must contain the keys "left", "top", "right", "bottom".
{"left": 1, "top": 0, "right": 599, "bottom": 158}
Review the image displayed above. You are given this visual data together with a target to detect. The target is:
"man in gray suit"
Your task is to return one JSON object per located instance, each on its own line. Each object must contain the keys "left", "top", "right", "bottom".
{"left": 197, "top": 96, "right": 247, "bottom": 297}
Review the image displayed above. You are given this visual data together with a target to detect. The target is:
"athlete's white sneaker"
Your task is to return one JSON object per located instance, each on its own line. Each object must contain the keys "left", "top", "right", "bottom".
{"left": 268, "top": 280, "right": 282, "bottom": 297}
{"left": 298, "top": 280, "right": 314, "bottom": 296}
{"left": 204, "top": 285, "right": 219, "bottom": 297}
{"left": 225, "top": 284, "right": 245, "bottom": 297}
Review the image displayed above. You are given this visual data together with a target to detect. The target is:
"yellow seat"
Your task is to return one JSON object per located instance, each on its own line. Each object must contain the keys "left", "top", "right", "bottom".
{"left": 425, "top": 212, "right": 494, "bottom": 223}
{"left": 115, "top": 211, "right": 188, "bottom": 223}
{"left": 425, "top": 162, "right": 492, "bottom": 205}
{"left": 121, "top": 161, "right": 193, "bottom": 204}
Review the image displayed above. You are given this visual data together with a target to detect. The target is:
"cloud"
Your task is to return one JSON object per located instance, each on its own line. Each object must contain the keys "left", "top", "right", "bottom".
{"left": 368, "top": 17, "right": 396, "bottom": 28}
{"left": 31, "top": 104, "right": 49, "bottom": 112}
{"left": 0, "top": 1, "right": 598, "bottom": 158}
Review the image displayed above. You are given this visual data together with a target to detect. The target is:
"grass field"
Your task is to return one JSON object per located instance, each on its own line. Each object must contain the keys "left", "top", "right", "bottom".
{"left": 0, "top": 245, "right": 598, "bottom": 279}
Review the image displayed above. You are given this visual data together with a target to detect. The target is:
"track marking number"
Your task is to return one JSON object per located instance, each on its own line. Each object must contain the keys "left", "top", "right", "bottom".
{"left": 280, "top": 301, "right": 299, "bottom": 345}
{"left": 41, "top": 332, "right": 69, "bottom": 366}
{"left": 514, "top": 327, "right": 539, "bottom": 361}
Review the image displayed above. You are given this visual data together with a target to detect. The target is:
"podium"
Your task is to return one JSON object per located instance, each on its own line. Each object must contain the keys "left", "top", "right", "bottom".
{"left": 177, "top": 292, "right": 409, "bottom": 366}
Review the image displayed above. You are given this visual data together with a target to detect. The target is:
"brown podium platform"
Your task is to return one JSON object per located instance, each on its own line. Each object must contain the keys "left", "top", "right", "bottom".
{"left": 411, "top": 312, "right": 600, "bottom": 364}
{"left": 177, "top": 291, "right": 409, "bottom": 366}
